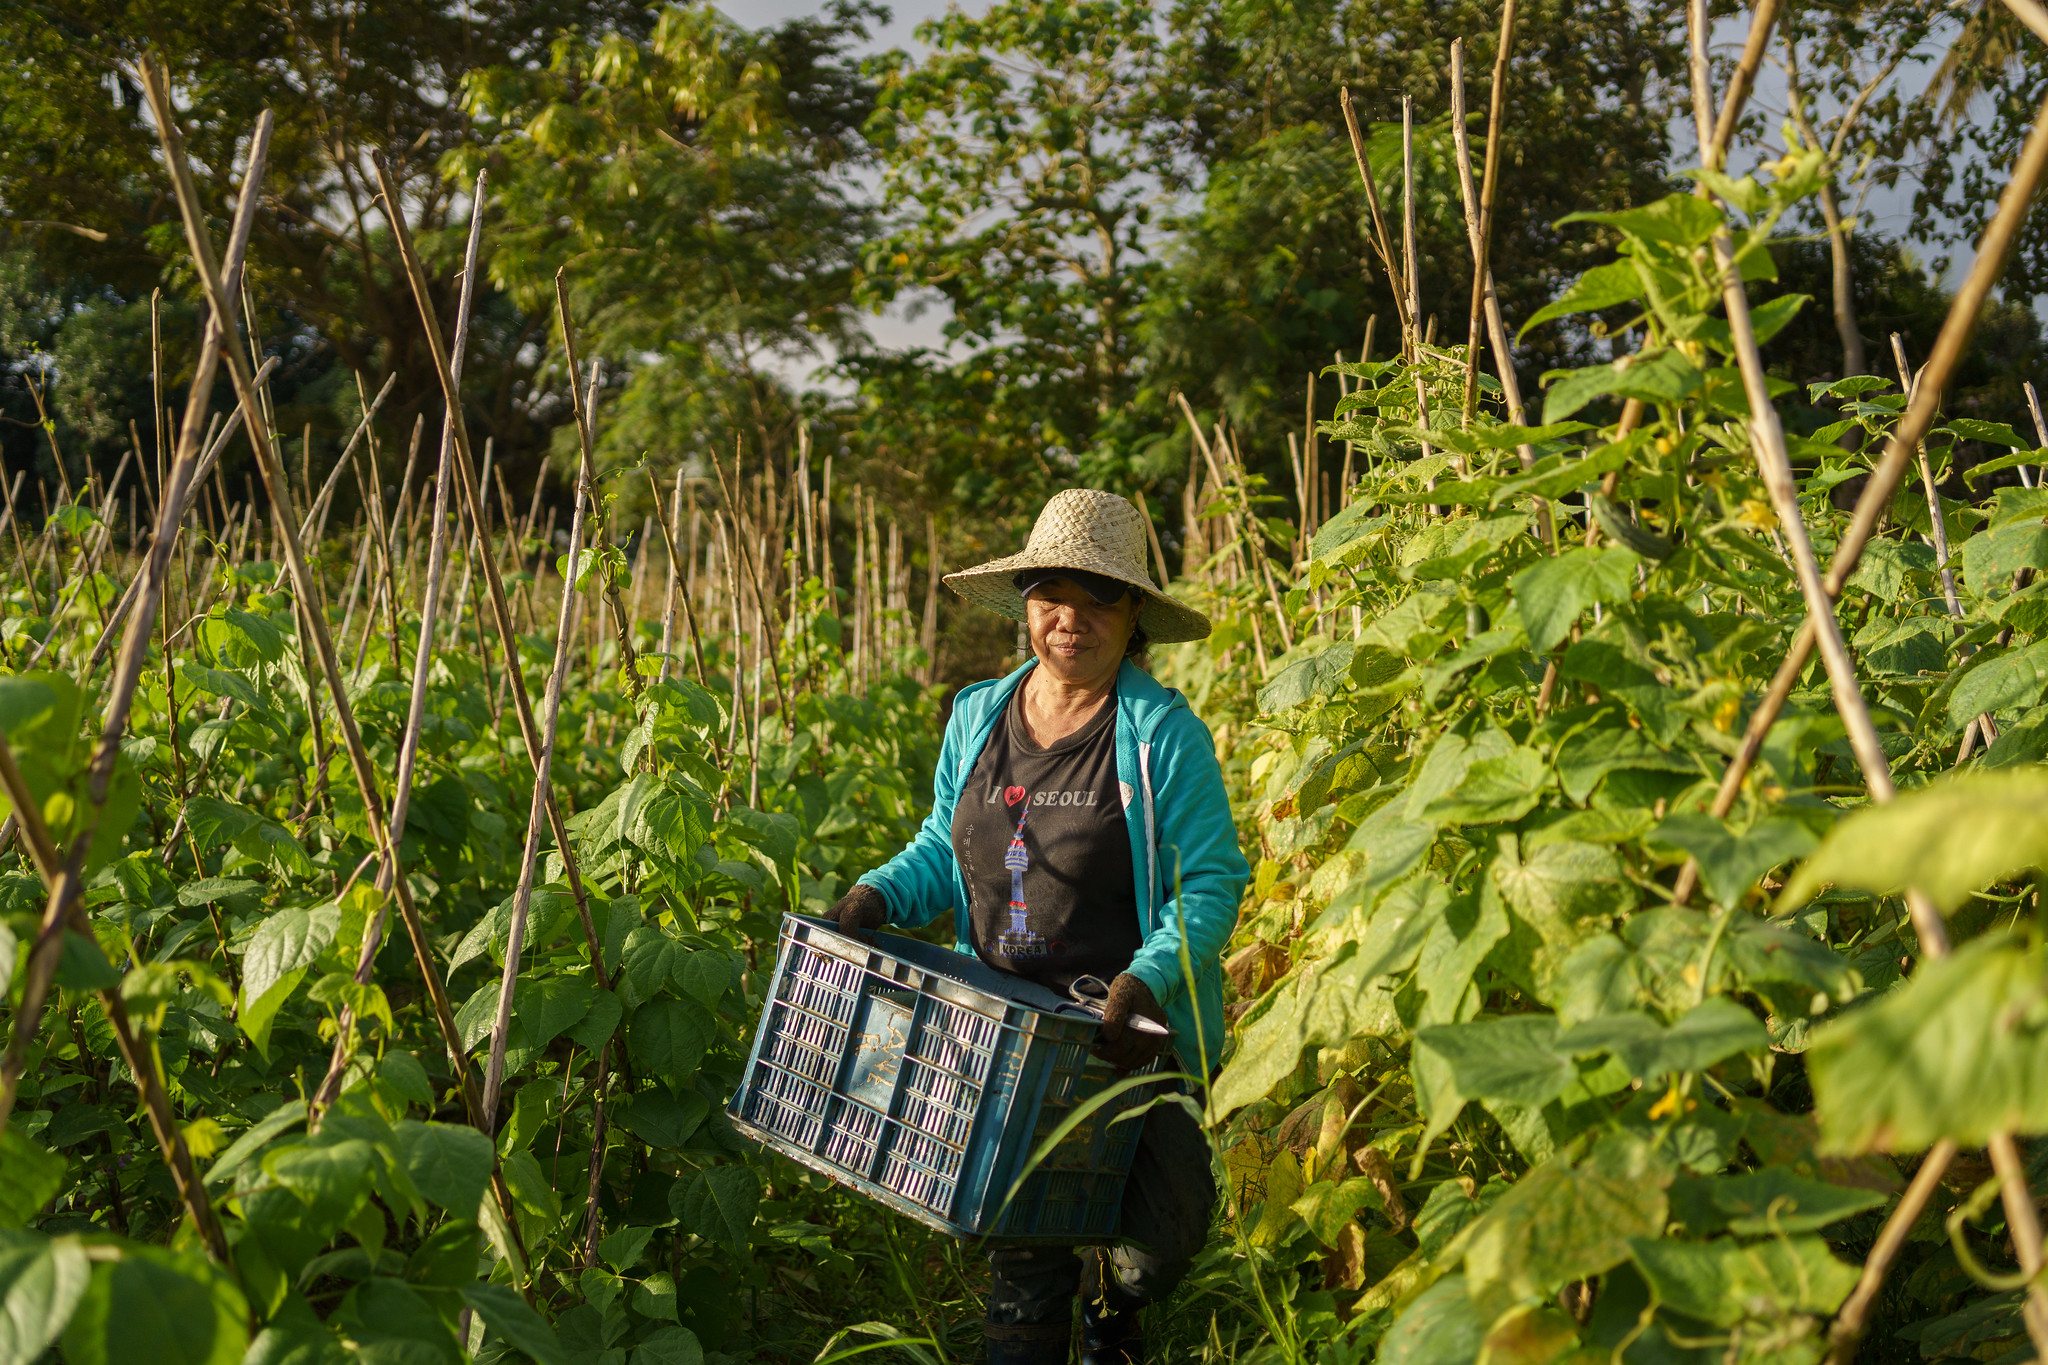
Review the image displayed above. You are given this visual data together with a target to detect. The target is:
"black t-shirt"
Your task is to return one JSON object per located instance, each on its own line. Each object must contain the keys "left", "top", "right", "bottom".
{"left": 952, "top": 681, "right": 1140, "bottom": 993}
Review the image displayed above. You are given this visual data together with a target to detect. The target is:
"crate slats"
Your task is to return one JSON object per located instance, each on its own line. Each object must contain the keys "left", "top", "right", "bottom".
{"left": 727, "top": 914, "right": 1160, "bottom": 1242}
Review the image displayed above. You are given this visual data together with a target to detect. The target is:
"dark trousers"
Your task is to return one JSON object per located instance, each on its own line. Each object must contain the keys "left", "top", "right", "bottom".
{"left": 983, "top": 1097, "right": 1217, "bottom": 1346}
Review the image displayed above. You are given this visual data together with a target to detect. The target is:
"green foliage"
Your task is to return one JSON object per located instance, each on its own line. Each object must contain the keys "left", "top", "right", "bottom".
{"left": 1151, "top": 136, "right": 2048, "bottom": 1359}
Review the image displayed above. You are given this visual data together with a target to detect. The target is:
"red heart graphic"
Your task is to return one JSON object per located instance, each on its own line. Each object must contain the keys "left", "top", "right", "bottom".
{"left": 1004, "top": 786, "right": 1027, "bottom": 807}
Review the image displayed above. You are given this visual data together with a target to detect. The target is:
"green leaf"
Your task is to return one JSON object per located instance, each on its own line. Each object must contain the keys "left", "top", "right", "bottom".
{"left": 1488, "top": 434, "right": 1642, "bottom": 509}
{"left": 1512, "top": 547, "right": 1640, "bottom": 653}
{"left": 1541, "top": 348, "right": 1703, "bottom": 424}
{"left": 631, "top": 1326, "right": 704, "bottom": 1365}
{"left": 263, "top": 1138, "right": 374, "bottom": 1231}
{"left": 1375, "top": 1274, "right": 1485, "bottom": 1365}
{"left": 1212, "top": 879, "right": 1437, "bottom": 1115}
{"left": 1556, "top": 997, "right": 1766, "bottom": 1083}
{"left": 1414, "top": 1015, "right": 1574, "bottom": 1108}
{"left": 1628, "top": 1234, "right": 1858, "bottom": 1326}
{"left": 1554, "top": 721, "right": 1696, "bottom": 804}
{"left": 1290, "top": 1179, "right": 1381, "bottom": 1247}
{"left": 1258, "top": 642, "right": 1357, "bottom": 714}
{"left": 1946, "top": 418, "right": 2029, "bottom": 448}
{"left": 177, "top": 665, "right": 262, "bottom": 712}
{"left": 218, "top": 607, "right": 286, "bottom": 665}
{"left": 629, "top": 998, "right": 713, "bottom": 1079}
{"left": 1808, "top": 934, "right": 2048, "bottom": 1152}
{"left": 0, "top": 1130, "right": 64, "bottom": 1228}
{"left": 515, "top": 975, "right": 596, "bottom": 1051}
{"left": 631, "top": 1270, "right": 678, "bottom": 1321}
{"left": 62, "top": 1246, "right": 248, "bottom": 1365}
{"left": 1705, "top": 1167, "right": 1887, "bottom": 1235}
{"left": 202, "top": 1101, "right": 306, "bottom": 1187}
{"left": 568, "top": 989, "right": 624, "bottom": 1053}
{"left": 376, "top": 1051, "right": 435, "bottom": 1111}
{"left": 677, "top": 951, "right": 732, "bottom": 1006}
{"left": 461, "top": 1282, "right": 565, "bottom": 1365}
{"left": 1745, "top": 291, "right": 1809, "bottom": 345}
{"left": 623, "top": 930, "right": 691, "bottom": 1006}
{"left": 0, "top": 1230, "right": 90, "bottom": 1365}
{"left": 1420, "top": 748, "right": 1548, "bottom": 824}
{"left": 456, "top": 980, "right": 502, "bottom": 1053}
{"left": 238, "top": 905, "right": 340, "bottom": 1056}
{"left": 1946, "top": 641, "right": 2048, "bottom": 732}
{"left": 671, "top": 1165, "right": 758, "bottom": 1257}
{"left": 1519, "top": 259, "right": 1646, "bottom": 337}
{"left": 614, "top": 1089, "right": 709, "bottom": 1150}
{"left": 1778, "top": 769, "right": 2048, "bottom": 914}
{"left": 1490, "top": 838, "right": 1631, "bottom": 987}
{"left": 45, "top": 1103, "right": 120, "bottom": 1148}
{"left": 1464, "top": 1132, "right": 1672, "bottom": 1321}
{"left": 1645, "top": 814, "right": 1816, "bottom": 908}
{"left": 1962, "top": 516, "right": 2048, "bottom": 591}
{"left": 598, "top": 1224, "right": 655, "bottom": 1273}
{"left": 393, "top": 1120, "right": 494, "bottom": 1214}
{"left": 1843, "top": 537, "right": 1935, "bottom": 600}
{"left": 1561, "top": 192, "right": 1725, "bottom": 247}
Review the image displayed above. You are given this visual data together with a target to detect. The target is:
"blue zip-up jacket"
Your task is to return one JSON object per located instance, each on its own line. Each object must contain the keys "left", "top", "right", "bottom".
{"left": 856, "top": 658, "right": 1248, "bottom": 1075}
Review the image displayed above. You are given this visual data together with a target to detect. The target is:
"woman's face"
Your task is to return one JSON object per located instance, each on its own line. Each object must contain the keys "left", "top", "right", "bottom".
{"left": 1024, "top": 577, "right": 1139, "bottom": 688}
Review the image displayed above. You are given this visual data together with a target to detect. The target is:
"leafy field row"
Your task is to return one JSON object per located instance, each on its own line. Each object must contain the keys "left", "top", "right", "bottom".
{"left": 12, "top": 6, "right": 2048, "bottom": 1364}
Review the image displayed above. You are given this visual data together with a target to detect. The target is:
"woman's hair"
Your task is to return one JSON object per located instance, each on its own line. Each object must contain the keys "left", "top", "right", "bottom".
{"left": 1124, "top": 623, "right": 1150, "bottom": 658}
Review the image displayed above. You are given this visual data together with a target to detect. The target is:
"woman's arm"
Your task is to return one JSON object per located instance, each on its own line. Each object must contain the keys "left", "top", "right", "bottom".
{"left": 1125, "top": 707, "right": 1249, "bottom": 1007}
{"left": 853, "top": 687, "right": 985, "bottom": 929}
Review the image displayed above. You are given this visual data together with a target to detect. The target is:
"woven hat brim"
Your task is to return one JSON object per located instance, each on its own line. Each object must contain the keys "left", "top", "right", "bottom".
{"left": 944, "top": 548, "right": 1212, "bottom": 644}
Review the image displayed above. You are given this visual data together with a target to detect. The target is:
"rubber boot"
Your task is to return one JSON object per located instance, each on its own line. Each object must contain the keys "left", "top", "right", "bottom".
{"left": 982, "top": 1321, "right": 1070, "bottom": 1364}
{"left": 1078, "top": 1250, "right": 1144, "bottom": 1365}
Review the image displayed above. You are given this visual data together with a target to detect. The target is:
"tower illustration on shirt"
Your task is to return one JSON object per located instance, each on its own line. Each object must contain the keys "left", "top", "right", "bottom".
{"left": 995, "top": 789, "right": 1056, "bottom": 958}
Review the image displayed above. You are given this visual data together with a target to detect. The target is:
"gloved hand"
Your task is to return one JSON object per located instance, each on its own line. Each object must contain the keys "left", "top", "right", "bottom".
{"left": 1094, "top": 973, "right": 1169, "bottom": 1071}
{"left": 830, "top": 883, "right": 888, "bottom": 940}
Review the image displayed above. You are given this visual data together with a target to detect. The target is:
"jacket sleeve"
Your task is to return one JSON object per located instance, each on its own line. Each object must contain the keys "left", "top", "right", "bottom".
{"left": 1124, "top": 706, "right": 1249, "bottom": 1008}
{"left": 854, "top": 687, "right": 981, "bottom": 929}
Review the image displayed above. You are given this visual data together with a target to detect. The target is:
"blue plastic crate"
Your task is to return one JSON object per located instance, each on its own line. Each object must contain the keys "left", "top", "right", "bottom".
{"left": 727, "top": 913, "right": 1161, "bottom": 1242}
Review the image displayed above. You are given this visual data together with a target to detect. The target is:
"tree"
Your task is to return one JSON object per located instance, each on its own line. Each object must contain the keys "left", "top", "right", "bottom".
{"left": 855, "top": 0, "right": 1174, "bottom": 508}
{"left": 457, "top": 1, "right": 882, "bottom": 483}
{"left": 0, "top": 0, "right": 653, "bottom": 506}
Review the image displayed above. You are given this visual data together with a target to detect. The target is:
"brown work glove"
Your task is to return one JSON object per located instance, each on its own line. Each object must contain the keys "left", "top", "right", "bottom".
{"left": 831, "top": 883, "right": 888, "bottom": 940}
{"left": 1094, "top": 973, "right": 1170, "bottom": 1071}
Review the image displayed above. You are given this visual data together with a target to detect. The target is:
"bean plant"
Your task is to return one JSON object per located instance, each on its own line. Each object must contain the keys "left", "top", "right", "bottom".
{"left": 1155, "top": 138, "right": 2048, "bottom": 1363}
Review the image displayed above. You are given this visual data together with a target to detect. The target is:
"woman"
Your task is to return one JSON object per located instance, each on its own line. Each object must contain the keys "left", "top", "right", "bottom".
{"left": 830, "top": 489, "right": 1249, "bottom": 1364}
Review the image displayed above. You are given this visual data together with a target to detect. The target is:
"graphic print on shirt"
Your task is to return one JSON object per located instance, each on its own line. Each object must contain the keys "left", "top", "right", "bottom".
{"left": 994, "top": 786, "right": 1060, "bottom": 959}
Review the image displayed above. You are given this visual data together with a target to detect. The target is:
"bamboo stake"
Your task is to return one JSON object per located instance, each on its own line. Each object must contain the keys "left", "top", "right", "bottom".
{"left": 1338, "top": 89, "right": 1412, "bottom": 340}
{"left": 648, "top": 469, "right": 711, "bottom": 690}
{"left": 1826, "top": 1140, "right": 1959, "bottom": 1361}
{"left": 921, "top": 510, "right": 941, "bottom": 683}
{"left": 1686, "top": 15, "right": 2048, "bottom": 1346}
{"left": 79, "top": 358, "right": 288, "bottom": 680}
{"left": 1460, "top": 0, "right": 1519, "bottom": 424}
{"left": 709, "top": 444, "right": 795, "bottom": 733}
{"left": 158, "top": 110, "right": 521, "bottom": 1257}
{"left": 1450, "top": 41, "right": 1552, "bottom": 545}
{"left": 556, "top": 276, "right": 642, "bottom": 696}
{"left": 367, "top": 152, "right": 602, "bottom": 962}
{"left": 2023, "top": 381, "right": 2046, "bottom": 488}
{"left": 1671, "top": 76, "right": 2048, "bottom": 906}
{"left": 481, "top": 358, "right": 593, "bottom": 1131}
{"left": 0, "top": 76, "right": 274, "bottom": 1261}
{"left": 314, "top": 171, "right": 488, "bottom": 1109}
{"left": 1401, "top": 95, "right": 1421, "bottom": 354}
{"left": 1889, "top": 335, "right": 1966, "bottom": 619}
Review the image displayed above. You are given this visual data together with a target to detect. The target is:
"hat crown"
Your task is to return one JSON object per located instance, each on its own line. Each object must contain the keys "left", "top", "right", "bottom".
{"left": 1025, "top": 489, "right": 1148, "bottom": 581}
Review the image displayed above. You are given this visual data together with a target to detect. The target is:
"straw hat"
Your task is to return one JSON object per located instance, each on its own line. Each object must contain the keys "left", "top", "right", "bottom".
{"left": 943, "top": 489, "right": 1212, "bottom": 644}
